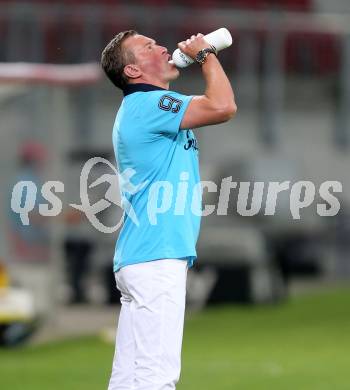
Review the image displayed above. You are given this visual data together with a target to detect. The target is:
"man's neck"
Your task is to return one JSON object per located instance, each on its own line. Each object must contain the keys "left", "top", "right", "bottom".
{"left": 129, "top": 79, "right": 169, "bottom": 90}
{"left": 123, "top": 83, "right": 168, "bottom": 96}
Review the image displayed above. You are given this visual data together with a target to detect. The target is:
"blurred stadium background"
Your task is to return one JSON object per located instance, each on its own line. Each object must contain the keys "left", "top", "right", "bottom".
{"left": 1, "top": 0, "right": 350, "bottom": 388}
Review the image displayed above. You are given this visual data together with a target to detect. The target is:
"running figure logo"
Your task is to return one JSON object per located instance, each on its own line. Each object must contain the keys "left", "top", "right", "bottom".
{"left": 70, "top": 157, "right": 148, "bottom": 233}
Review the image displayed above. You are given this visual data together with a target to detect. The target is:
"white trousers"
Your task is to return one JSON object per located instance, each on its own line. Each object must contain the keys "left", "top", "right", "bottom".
{"left": 108, "top": 259, "right": 188, "bottom": 390}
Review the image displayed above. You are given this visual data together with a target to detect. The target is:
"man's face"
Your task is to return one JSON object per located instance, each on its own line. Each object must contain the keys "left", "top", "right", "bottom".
{"left": 123, "top": 34, "right": 179, "bottom": 84}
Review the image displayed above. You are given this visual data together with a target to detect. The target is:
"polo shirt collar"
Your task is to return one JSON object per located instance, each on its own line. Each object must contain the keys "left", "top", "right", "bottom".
{"left": 123, "top": 83, "right": 167, "bottom": 96}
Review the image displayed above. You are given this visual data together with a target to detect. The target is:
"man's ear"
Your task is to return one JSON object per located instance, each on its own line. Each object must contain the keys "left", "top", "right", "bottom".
{"left": 124, "top": 64, "right": 141, "bottom": 79}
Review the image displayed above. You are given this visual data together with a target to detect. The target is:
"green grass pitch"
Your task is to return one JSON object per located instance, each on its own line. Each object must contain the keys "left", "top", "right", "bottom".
{"left": 1, "top": 287, "right": 350, "bottom": 389}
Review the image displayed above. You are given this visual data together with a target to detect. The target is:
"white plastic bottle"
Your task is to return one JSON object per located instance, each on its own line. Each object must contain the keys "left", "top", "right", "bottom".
{"left": 171, "top": 27, "right": 233, "bottom": 68}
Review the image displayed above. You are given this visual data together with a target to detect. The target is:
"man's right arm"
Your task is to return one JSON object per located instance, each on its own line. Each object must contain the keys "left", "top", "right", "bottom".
{"left": 179, "top": 34, "right": 237, "bottom": 130}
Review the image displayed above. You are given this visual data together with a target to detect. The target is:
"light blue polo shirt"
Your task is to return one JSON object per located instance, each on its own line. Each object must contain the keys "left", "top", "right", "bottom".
{"left": 112, "top": 83, "right": 201, "bottom": 272}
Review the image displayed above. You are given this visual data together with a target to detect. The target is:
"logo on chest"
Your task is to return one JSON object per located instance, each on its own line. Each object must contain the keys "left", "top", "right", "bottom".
{"left": 184, "top": 130, "right": 198, "bottom": 151}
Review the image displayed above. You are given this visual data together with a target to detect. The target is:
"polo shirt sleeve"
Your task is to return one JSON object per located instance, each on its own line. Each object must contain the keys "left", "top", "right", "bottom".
{"left": 142, "top": 91, "right": 193, "bottom": 135}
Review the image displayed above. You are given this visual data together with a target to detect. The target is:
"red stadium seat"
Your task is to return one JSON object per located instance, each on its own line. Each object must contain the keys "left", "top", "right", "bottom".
{"left": 285, "top": 31, "right": 340, "bottom": 75}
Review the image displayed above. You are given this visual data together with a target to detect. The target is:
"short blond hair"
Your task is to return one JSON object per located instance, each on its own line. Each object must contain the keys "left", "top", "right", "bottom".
{"left": 101, "top": 30, "right": 137, "bottom": 90}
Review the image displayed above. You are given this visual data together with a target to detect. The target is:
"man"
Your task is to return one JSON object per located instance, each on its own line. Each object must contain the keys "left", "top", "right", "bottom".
{"left": 101, "top": 30, "right": 236, "bottom": 389}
